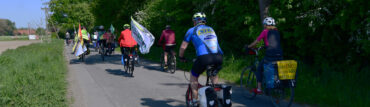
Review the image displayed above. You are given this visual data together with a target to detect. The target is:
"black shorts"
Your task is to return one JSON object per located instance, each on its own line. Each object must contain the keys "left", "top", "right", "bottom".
{"left": 164, "top": 46, "right": 175, "bottom": 53}
{"left": 191, "top": 54, "right": 223, "bottom": 77}
{"left": 121, "top": 47, "right": 135, "bottom": 56}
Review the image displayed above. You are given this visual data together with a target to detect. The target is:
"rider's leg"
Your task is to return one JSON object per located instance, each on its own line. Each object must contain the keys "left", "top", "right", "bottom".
{"left": 190, "top": 73, "right": 199, "bottom": 100}
{"left": 210, "top": 54, "right": 223, "bottom": 85}
{"left": 164, "top": 52, "right": 168, "bottom": 65}
{"left": 256, "top": 58, "right": 264, "bottom": 91}
{"left": 190, "top": 55, "right": 207, "bottom": 100}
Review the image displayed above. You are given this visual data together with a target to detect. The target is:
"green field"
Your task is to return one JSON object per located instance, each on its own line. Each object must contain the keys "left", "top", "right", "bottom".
{"left": 0, "top": 36, "right": 29, "bottom": 41}
{"left": 142, "top": 46, "right": 370, "bottom": 107}
{"left": 0, "top": 39, "right": 68, "bottom": 106}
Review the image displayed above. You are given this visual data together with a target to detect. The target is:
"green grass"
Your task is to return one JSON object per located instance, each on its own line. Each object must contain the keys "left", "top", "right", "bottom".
{"left": 0, "top": 39, "right": 68, "bottom": 106}
{"left": 141, "top": 46, "right": 370, "bottom": 107}
{"left": 0, "top": 36, "right": 29, "bottom": 41}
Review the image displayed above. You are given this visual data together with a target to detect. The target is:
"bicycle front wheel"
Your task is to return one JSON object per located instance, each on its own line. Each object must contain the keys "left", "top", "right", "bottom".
{"left": 240, "top": 66, "right": 257, "bottom": 99}
{"left": 269, "top": 86, "right": 295, "bottom": 107}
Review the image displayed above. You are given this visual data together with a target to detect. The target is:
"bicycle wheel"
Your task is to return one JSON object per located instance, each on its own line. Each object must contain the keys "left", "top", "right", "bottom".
{"left": 240, "top": 66, "right": 257, "bottom": 99}
{"left": 185, "top": 84, "right": 193, "bottom": 107}
{"left": 160, "top": 53, "right": 165, "bottom": 71}
{"left": 269, "top": 86, "right": 294, "bottom": 107}
{"left": 124, "top": 58, "right": 128, "bottom": 73}
{"left": 168, "top": 55, "right": 176, "bottom": 74}
{"left": 100, "top": 47, "right": 105, "bottom": 61}
{"left": 130, "top": 60, "right": 134, "bottom": 77}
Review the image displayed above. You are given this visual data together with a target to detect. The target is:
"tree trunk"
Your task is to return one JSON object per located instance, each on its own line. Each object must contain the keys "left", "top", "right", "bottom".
{"left": 258, "top": 0, "right": 271, "bottom": 25}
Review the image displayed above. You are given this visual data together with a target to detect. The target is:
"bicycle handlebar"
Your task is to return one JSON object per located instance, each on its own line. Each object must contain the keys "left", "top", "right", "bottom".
{"left": 245, "top": 47, "right": 263, "bottom": 56}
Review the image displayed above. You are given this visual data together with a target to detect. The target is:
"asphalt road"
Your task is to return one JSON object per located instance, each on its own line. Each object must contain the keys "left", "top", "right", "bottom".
{"left": 65, "top": 44, "right": 302, "bottom": 107}
{"left": 0, "top": 40, "right": 40, "bottom": 54}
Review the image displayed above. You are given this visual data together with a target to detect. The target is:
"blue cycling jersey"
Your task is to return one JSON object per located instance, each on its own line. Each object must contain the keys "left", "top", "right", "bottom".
{"left": 184, "top": 24, "right": 223, "bottom": 56}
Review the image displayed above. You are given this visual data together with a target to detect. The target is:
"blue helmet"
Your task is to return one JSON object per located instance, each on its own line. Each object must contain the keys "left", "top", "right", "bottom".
{"left": 193, "top": 12, "right": 206, "bottom": 24}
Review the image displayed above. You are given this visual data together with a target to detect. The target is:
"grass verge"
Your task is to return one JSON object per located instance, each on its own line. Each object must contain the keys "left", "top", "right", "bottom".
{"left": 141, "top": 46, "right": 369, "bottom": 107}
{"left": 0, "top": 36, "right": 29, "bottom": 41}
{"left": 0, "top": 39, "right": 68, "bottom": 106}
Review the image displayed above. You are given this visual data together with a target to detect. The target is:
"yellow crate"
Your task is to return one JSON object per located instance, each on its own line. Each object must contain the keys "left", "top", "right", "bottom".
{"left": 277, "top": 60, "right": 297, "bottom": 80}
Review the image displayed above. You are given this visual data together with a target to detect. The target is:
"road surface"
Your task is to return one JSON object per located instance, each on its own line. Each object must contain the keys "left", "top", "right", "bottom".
{"left": 65, "top": 45, "right": 302, "bottom": 107}
{"left": 0, "top": 40, "right": 40, "bottom": 54}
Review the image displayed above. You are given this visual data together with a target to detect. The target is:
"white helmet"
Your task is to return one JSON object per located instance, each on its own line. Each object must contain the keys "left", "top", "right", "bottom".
{"left": 263, "top": 17, "right": 276, "bottom": 26}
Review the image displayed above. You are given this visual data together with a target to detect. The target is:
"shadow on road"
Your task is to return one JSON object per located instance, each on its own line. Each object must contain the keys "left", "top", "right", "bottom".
{"left": 105, "top": 69, "right": 133, "bottom": 77}
{"left": 140, "top": 98, "right": 186, "bottom": 107}
{"left": 160, "top": 83, "right": 188, "bottom": 88}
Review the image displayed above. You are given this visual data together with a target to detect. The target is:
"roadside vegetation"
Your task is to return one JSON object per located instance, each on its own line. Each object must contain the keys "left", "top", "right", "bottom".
{"left": 0, "top": 39, "right": 67, "bottom": 106}
{"left": 0, "top": 36, "right": 29, "bottom": 41}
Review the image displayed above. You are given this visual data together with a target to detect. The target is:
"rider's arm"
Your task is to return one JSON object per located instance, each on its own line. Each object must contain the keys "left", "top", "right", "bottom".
{"left": 158, "top": 31, "right": 164, "bottom": 45}
{"left": 248, "top": 40, "right": 259, "bottom": 48}
{"left": 179, "top": 41, "right": 189, "bottom": 58}
{"left": 248, "top": 29, "right": 268, "bottom": 48}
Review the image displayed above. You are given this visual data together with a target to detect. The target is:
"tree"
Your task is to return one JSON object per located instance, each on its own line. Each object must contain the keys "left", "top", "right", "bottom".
{"left": 0, "top": 19, "right": 16, "bottom": 36}
{"left": 48, "top": 0, "right": 95, "bottom": 36}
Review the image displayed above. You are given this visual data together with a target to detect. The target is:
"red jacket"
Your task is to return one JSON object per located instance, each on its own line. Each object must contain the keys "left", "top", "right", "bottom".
{"left": 118, "top": 29, "right": 137, "bottom": 47}
{"left": 158, "top": 29, "right": 176, "bottom": 50}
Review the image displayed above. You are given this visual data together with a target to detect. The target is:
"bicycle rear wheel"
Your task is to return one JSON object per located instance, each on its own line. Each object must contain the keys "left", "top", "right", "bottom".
{"left": 100, "top": 47, "right": 105, "bottom": 61}
{"left": 240, "top": 66, "right": 257, "bottom": 99}
{"left": 269, "top": 86, "right": 294, "bottom": 107}
{"left": 185, "top": 84, "right": 193, "bottom": 107}
{"left": 130, "top": 60, "right": 134, "bottom": 77}
{"left": 168, "top": 55, "right": 176, "bottom": 74}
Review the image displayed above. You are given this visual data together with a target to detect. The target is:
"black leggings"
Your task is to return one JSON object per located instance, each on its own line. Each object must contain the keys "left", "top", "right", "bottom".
{"left": 191, "top": 54, "right": 223, "bottom": 77}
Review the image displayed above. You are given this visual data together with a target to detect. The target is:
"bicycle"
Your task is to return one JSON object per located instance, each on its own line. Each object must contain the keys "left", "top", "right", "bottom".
{"left": 160, "top": 52, "right": 176, "bottom": 73}
{"left": 123, "top": 48, "right": 135, "bottom": 77}
{"left": 240, "top": 48, "right": 297, "bottom": 107}
{"left": 185, "top": 64, "right": 232, "bottom": 107}
{"left": 99, "top": 43, "right": 106, "bottom": 61}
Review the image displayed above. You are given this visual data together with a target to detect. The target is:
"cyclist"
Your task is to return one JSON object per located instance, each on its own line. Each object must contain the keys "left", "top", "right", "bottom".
{"left": 179, "top": 12, "right": 223, "bottom": 105}
{"left": 247, "top": 17, "right": 283, "bottom": 94}
{"left": 158, "top": 25, "right": 176, "bottom": 69}
{"left": 97, "top": 25, "right": 107, "bottom": 51}
{"left": 66, "top": 32, "right": 70, "bottom": 46}
{"left": 118, "top": 24, "right": 137, "bottom": 65}
{"left": 81, "top": 26, "right": 90, "bottom": 54}
{"left": 103, "top": 29, "right": 114, "bottom": 55}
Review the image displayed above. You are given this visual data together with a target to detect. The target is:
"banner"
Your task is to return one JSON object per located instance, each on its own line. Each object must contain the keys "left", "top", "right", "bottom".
{"left": 110, "top": 24, "right": 115, "bottom": 33}
{"left": 74, "top": 41, "right": 87, "bottom": 56}
{"left": 130, "top": 17, "right": 155, "bottom": 54}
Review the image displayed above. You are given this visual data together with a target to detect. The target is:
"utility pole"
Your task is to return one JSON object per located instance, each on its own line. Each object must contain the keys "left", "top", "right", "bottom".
{"left": 41, "top": 2, "right": 49, "bottom": 34}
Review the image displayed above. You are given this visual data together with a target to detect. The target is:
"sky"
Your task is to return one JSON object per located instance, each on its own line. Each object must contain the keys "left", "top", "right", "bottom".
{"left": 0, "top": 0, "right": 49, "bottom": 29}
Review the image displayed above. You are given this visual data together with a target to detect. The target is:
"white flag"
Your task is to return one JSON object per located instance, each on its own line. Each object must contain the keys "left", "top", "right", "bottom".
{"left": 131, "top": 17, "right": 155, "bottom": 54}
{"left": 74, "top": 41, "right": 87, "bottom": 56}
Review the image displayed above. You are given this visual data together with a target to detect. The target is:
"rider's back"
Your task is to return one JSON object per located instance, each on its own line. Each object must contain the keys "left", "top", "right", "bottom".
{"left": 161, "top": 29, "right": 176, "bottom": 45}
{"left": 265, "top": 29, "right": 283, "bottom": 61}
{"left": 184, "top": 25, "right": 223, "bottom": 56}
{"left": 119, "top": 29, "right": 137, "bottom": 47}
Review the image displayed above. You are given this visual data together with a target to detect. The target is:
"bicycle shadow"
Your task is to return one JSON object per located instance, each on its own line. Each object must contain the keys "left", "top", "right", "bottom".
{"left": 105, "top": 69, "right": 133, "bottom": 77}
{"left": 140, "top": 98, "right": 186, "bottom": 107}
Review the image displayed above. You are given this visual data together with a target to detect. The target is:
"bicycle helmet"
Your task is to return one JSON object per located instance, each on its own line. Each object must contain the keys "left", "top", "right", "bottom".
{"left": 99, "top": 25, "right": 104, "bottom": 30}
{"left": 123, "top": 24, "right": 130, "bottom": 29}
{"left": 193, "top": 12, "right": 206, "bottom": 24}
{"left": 263, "top": 17, "right": 276, "bottom": 26}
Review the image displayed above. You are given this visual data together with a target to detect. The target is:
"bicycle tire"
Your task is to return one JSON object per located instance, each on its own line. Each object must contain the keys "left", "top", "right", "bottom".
{"left": 240, "top": 66, "right": 257, "bottom": 99}
{"left": 160, "top": 53, "right": 165, "bottom": 71}
{"left": 269, "top": 86, "right": 294, "bottom": 107}
{"left": 100, "top": 47, "right": 105, "bottom": 61}
{"left": 185, "top": 84, "right": 192, "bottom": 107}
{"left": 130, "top": 60, "right": 134, "bottom": 77}
{"left": 124, "top": 58, "right": 128, "bottom": 73}
{"left": 169, "top": 55, "right": 176, "bottom": 74}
